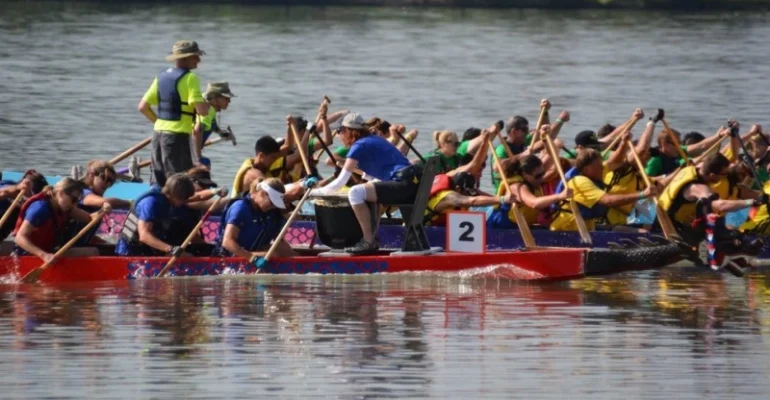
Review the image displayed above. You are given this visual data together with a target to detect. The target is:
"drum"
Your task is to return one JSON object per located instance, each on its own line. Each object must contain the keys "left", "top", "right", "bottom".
{"left": 311, "top": 193, "right": 377, "bottom": 249}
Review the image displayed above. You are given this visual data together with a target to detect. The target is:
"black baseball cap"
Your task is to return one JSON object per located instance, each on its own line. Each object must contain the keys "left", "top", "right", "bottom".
{"left": 187, "top": 167, "right": 217, "bottom": 188}
{"left": 575, "top": 130, "right": 601, "bottom": 149}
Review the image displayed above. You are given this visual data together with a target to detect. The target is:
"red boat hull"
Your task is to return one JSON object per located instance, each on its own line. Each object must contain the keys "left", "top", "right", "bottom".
{"left": 0, "top": 248, "right": 587, "bottom": 284}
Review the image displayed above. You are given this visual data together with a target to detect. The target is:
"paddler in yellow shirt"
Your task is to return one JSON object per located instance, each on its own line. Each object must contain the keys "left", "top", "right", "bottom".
{"left": 138, "top": 40, "right": 209, "bottom": 186}
{"left": 550, "top": 149, "right": 659, "bottom": 232}
{"left": 602, "top": 109, "right": 658, "bottom": 226}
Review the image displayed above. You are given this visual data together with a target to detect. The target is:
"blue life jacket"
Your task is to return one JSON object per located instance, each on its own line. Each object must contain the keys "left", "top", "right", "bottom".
{"left": 157, "top": 67, "right": 194, "bottom": 121}
{"left": 202, "top": 117, "right": 218, "bottom": 143}
{"left": 487, "top": 203, "right": 516, "bottom": 230}
{"left": 213, "top": 194, "right": 285, "bottom": 257}
{"left": 552, "top": 167, "right": 609, "bottom": 220}
{"left": 116, "top": 188, "right": 172, "bottom": 255}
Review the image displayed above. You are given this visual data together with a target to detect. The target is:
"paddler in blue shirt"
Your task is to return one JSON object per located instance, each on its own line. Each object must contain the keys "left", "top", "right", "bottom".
{"left": 66, "top": 160, "right": 132, "bottom": 246}
{"left": 116, "top": 173, "right": 200, "bottom": 257}
{"left": 310, "top": 113, "right": 420, "bottom": 253}
{"left": 214, "top": 178, "right": 297, "bottom": 268}
{"left": 0, "top": 170, "right": 48, "bottom": 241}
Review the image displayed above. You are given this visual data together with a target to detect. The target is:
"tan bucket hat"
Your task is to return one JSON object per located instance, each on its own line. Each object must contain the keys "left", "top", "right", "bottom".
{"left": 166, "top": 40, "right": 206, "bottom": 61}
{"left": 204, "top": 81, "right": 236, "bottom": 99}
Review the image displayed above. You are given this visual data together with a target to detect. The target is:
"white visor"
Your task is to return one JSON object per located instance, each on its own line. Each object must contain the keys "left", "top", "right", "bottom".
{"left": 260, "top": 181, "right": 286, "bottom": 209}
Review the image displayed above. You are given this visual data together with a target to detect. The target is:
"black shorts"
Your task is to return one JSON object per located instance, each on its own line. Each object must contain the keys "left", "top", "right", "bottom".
{"left": 374, "top": 179, "right": 419, "bottom": 204}
{"left": 373, "top": 165, "right": 422, "bottom": 205}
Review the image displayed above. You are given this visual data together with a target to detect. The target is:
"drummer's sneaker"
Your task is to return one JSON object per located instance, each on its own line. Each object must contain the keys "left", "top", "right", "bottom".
{"left": 345, "top": 239, "right": 379, "bottom": 254}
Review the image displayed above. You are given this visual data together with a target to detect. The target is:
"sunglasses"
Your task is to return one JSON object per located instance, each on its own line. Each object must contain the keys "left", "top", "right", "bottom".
{"left": 100, "top": 173, "right": 116, "bottom": 185}
{"left": 445, "top": 140, "right": 460, "bottom": 146}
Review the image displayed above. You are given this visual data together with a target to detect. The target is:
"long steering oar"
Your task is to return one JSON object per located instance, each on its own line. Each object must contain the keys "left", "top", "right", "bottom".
{"left": 625, "top": 138, "right": 677, "bottom": 240}
{"left": 20, "top": 207, "right": 108, "bottom": 283}
{"left": 157, "top": 198, "right": 221, "bottom": 277}
{"left": 110, "top": 137, "right": 152, "bottom": 166}
{"left": 260, "top": 188, "right": 313, "bottom": 269}
{"left": 542, "top": 133, "right": 593, "bottom": 245}
{"left": 488, "top": 139, "right": 536, "bottom": 248}
{"left": 0, "top": 191, "right": 25, "bottom": 232}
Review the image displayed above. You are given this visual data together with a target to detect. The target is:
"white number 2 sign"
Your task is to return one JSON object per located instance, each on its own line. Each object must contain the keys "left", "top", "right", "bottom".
{"left": 446, "top": 211, "right": 486, "bottom": 254}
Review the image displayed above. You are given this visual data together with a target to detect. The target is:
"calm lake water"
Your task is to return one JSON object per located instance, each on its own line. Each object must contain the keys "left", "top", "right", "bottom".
{"left": 3, "top": 2, "right": 770, "bottom": 398}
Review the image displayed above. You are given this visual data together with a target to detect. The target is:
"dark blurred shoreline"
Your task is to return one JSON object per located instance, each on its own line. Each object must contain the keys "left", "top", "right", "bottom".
{"left": 23, "top": 0, "right": 770, "bottom": 10}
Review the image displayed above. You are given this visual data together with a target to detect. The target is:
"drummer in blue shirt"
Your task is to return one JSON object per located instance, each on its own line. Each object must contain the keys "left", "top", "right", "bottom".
{"left": 311, "top": 113, "right": 421, "bottom": 253}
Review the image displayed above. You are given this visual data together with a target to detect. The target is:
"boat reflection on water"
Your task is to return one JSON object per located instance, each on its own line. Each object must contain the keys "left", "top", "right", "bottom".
{"left": 2, "top": 271, "right": 770, "bottom": 396}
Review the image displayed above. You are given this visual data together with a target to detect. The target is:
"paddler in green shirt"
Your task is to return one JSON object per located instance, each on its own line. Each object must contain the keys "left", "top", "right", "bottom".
{"left": 645, "top": 127, "right": 729, "bottom": 177}
{"left": 418, "top": 130, "right": 461, "bottom": 173}
{"left": 199, "top": 82, "right": 235, "bottom": 168}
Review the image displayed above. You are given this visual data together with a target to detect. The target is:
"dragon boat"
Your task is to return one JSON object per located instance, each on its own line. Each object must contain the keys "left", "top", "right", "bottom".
{"left": 0, "top": 159, "right": 692, "bottom": 284}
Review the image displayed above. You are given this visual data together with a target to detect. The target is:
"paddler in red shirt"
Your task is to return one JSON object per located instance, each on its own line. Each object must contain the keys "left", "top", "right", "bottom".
{"left": 14, "top": 178, "right": 110, "bottom": 263}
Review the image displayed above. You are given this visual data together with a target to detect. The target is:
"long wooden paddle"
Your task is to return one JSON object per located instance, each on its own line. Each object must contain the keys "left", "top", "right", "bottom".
{"left": 110, "top": 137, "right": 152, "bottom": 166}
{"left": 527, "top": 106, "right": 548, "bottom": 149}
{"left": 20, "top": 208, "right": 108, "bottom": 283}
{"left": 487, "top": 139, "right": 536, "bottom": 248}
{"left": 542, "top": 133, "right": 593, "bottom": 245}
{"left": 261, "top": 188, "right": 313, "bottom": 266}
{"left": 625, "top": 138, "right": 677, "bottom": 240}
{"left": 659, "top": 110, "right": 691, "bottom": 165}
{"left": 157, "top": 199, "right": 220, "bottom": 277}
{"left": 311, "top": 97, "right": 332, "bottom": 161}
{"left": 692, "top": 135, "right": 729, "bottom": 165}
{"left": 289, "top": 119, "right": 313, "bottom": 175}
{"left": 0, "top": 191, "right": 25, "bottom": 232}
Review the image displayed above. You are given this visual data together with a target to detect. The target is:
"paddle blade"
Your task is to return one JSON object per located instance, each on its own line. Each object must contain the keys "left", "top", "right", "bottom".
{"left": 19, "top": 267, "right": 45, "bottom": 284}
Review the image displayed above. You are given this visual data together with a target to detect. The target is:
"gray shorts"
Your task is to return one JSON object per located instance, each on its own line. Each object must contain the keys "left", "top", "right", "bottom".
{"left": 151, "top": 131, "right": 194, "bottom": 186}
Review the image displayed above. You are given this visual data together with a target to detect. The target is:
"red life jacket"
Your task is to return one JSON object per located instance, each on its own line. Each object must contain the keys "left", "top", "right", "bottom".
{"left": 429, "top": 174, "right": 453, "bottom": 197}
{"left": 426, "top": 174, "right": 457, "bottom": 227}
{"left": 14, "top": 192, "right": 68, "bottom": 253}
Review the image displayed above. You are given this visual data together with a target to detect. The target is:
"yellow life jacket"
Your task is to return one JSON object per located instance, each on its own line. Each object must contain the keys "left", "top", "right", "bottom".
{"left": 496, "top": 175, "right": 542, "bottom": 226}
{"left": 709, "top": 176, "right": 738, "bottom": 201}
{"left": 658, "top": 165, "right": 701, "bottom": 224}
{"left": 603, "top": 164, "right": 644, "bottom": 225}
{"left": 231, "top": 158, "right": 253, "bottom": 198}
{"left": 424, "top": 189, "right": 460, "bottom": 226}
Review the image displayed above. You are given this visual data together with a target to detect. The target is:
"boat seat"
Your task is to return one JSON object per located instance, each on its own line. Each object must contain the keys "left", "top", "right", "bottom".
{"left": 380, "top": 157, "right": 440, "bottom": 253}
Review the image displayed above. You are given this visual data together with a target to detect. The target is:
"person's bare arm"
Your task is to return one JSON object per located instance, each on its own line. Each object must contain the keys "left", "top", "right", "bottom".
{"left": 435, "top": 192, "right": 502, "bottom": 213}
{"left": 222, "top": 224, "right": 253, "bottom": 260}
{"left": 137, "top": 99, "right": 157, "bottom": 124}
{"left": 596, "top": 185, "right": 656, "bottom": 208}
{"left": 82, "top": 193, "right": 131, "bottom": 210}
{"left": 513, "top": 182, "right": 569, "bottom": 210}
